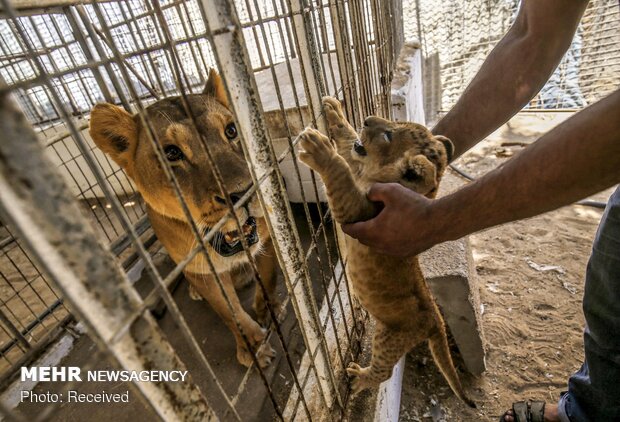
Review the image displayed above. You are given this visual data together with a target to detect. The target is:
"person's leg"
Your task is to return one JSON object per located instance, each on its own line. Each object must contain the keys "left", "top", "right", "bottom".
{"left": 559, "top": 186, "right": 620, "bottom": 421}
{"left": 504, "top": 186, "right": 620, "bottom": 422}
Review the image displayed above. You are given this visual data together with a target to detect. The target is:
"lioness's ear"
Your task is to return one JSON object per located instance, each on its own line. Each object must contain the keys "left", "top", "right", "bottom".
{"left": 203, "top": 68, "right": 229, "bottom": 108}
{"left": 89, "top": 103, "right": 138, "bottom": 175}
{"left": 434, "top": 135, "right": 454, "bottom": 162}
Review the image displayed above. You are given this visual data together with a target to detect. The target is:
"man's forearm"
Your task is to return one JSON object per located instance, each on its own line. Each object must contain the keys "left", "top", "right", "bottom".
{"left": 435, "top": 89, "right": 620, "bottom": 243}
{"left": 432, "top": 0, "right": 588, "bottom": 159}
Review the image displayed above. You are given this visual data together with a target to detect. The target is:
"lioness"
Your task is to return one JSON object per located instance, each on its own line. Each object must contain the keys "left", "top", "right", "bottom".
{"left": 89, "top": 70, "right": 280, "bottom": 368}
{"left": 298, "top": 97, "right": 475, "bottom": 406}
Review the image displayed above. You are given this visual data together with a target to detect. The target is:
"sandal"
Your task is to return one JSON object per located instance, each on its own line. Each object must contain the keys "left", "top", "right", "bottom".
{"left": 499, "top": 401, "right": 545, "bottom": 422}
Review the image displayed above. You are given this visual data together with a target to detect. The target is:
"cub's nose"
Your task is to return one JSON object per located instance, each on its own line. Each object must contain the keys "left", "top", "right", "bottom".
{"left": 364, "top": 116, "right": 385, "bottom": 128}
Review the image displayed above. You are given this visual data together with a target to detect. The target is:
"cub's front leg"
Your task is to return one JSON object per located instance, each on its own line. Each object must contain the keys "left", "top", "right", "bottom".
{"left": 298, "top": 128, "right": 376, "bottom": 224}
{"left": 322, "top": 96, "right": 358, "bottom": 163}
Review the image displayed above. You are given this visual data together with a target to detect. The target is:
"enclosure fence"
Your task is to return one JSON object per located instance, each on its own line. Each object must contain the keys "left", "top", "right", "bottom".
{"left": 404, "top": 0, "right": 620, "bottom": 120}
{"left": 0, "top": 0, "right": 402, "bottom": 420}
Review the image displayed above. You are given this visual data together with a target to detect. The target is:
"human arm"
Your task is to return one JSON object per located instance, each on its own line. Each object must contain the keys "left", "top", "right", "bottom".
{"left": 432, "top": 0, "right": 589, "bottom": 160}
{"left": 342, "top": 89, "right": 620, "bottom": 256}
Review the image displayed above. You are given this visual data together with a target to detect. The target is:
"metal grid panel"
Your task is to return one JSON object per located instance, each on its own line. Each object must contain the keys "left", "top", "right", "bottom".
{"left": 0, "top": 0, "right": 400, "bottom": 420}
{"left": 406, "top": 0, "right": 620, "bottom": 118}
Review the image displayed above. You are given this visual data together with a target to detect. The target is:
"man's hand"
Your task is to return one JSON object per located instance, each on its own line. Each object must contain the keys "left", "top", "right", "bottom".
{"left": 341, "top": 183, "right": 444, "bottom": 257}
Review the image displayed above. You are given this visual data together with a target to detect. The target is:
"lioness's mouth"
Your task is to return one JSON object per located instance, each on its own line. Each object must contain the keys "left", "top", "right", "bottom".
{"left": 206, "top": 216, "right": 259, "bottom": 257}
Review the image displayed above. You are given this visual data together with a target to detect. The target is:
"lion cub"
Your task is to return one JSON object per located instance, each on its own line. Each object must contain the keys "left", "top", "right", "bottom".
{"left": 298, "top": 97, "right": 475, "bottom": 406}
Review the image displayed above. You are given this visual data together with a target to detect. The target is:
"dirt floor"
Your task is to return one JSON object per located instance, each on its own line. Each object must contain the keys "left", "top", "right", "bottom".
{"left": 399, "top": 112, "right": 616, "bottom": 421}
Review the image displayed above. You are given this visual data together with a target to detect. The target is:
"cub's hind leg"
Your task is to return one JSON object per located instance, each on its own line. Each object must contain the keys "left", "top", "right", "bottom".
{"left": 347, "top": 322, "right": 424, "bottom": 394}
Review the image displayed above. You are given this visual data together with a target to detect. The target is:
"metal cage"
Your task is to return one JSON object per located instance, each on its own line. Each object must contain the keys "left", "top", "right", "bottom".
{"left": 0, "top": 0, "right": 403, "bottom": 420}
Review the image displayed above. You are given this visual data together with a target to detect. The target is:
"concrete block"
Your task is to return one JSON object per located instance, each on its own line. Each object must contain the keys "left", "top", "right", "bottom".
{"left": 420, "top": 239, "right": 486, "bottom": 375}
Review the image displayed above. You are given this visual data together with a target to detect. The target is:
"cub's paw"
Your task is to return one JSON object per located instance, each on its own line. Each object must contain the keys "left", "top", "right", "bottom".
{"left": 346, "top": 362, "right": 375, "bottom": 395}
{"left": 322, "top": 96, "right": 345, "bottom": 126}
{"left": 298, "top": 127, "right": 336, "bottom": 173}
{"left": 322, "top": 96, "right": 355, "bottom": 140}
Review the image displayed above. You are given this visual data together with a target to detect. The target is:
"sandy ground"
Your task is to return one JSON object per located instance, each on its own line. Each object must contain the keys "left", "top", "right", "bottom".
{"left": 399, "top": 112, "right": 616, "bottom": 421}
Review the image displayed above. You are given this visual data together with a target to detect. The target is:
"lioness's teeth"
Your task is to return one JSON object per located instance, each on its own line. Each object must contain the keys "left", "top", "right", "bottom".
{"left": 224, "top": 233, "right": 239, "bottom": 243}
{"left": 242, "top": 224, "right": 253, "bottom": 235}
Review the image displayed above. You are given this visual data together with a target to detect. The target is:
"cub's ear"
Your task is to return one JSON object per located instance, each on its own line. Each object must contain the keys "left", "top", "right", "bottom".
{"left": 89, "top": 103, "right": 138, "bottom": 175}
{"left": 203, "top": 68, "right": 229, "bottom": 108}
{"left": 434, "top": 135, "right": 454, "bottom": 162}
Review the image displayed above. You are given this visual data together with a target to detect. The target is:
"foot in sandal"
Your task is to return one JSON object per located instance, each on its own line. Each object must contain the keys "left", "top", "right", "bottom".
{"left": 499, "top": 401, "right": 561, "bottom": 422}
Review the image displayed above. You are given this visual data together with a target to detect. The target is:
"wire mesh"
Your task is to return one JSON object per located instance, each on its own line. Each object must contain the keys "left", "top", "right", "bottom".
{"left": 404, "top": 0, "right": 620, "bottom": 120}
{"left": 0, "top": 0, "right": 400, "bottom": 420}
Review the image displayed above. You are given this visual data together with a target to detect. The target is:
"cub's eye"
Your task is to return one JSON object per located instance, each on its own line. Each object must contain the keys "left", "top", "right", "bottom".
{"left": 225, "top": 122, "right": 238, "bottom": 140}
{"left": 383, "top": 131, "right": 392, "bottom": 142}
{"left": 164, "top": 145, "right": 184, "bottom": 162}
{"left": 403, "top": 168, "right": 421, "bottom": 182}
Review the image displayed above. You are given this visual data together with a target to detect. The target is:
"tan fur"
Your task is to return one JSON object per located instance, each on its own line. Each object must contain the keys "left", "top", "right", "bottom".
{"left": 299, "top": 97, "right": 475, "bottom": 407}
{"left": 89, "top": 71, "right": 281, "bottom": 368}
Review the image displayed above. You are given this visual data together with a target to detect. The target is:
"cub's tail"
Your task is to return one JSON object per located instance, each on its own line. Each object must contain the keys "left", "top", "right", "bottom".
{"left": 428, "top": 330, "right": 477, "bottom": 408}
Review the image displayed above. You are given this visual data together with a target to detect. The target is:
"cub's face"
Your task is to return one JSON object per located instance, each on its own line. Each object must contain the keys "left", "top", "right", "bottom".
{"left": 350, "top": 116, "right": 453, "bottom": 198}
{"left": 89, "top": 70, "right": 264, "bottom": 259}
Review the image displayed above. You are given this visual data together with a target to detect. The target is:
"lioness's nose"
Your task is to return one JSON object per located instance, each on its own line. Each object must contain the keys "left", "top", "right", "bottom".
{"left": 214, "top": 186, "right": 251, "bottom": 206}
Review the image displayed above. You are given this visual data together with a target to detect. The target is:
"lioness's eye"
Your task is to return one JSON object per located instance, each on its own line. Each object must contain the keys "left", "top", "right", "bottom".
{"left": 225, "top": 122, "right": 238, "bottom": 140}
{"left": 164, "top": 145, "right": 184, "bottom": 162}
{"left": 383, "top": 131, "right": 392, "bottom": 142}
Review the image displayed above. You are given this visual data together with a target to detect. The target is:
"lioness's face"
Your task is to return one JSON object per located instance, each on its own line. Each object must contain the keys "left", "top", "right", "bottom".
{"left": 89, "top": 70, "right": 264, "bottom": 259}
{"left": 350, "top": 116, "right": 453, "bottom": 198}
